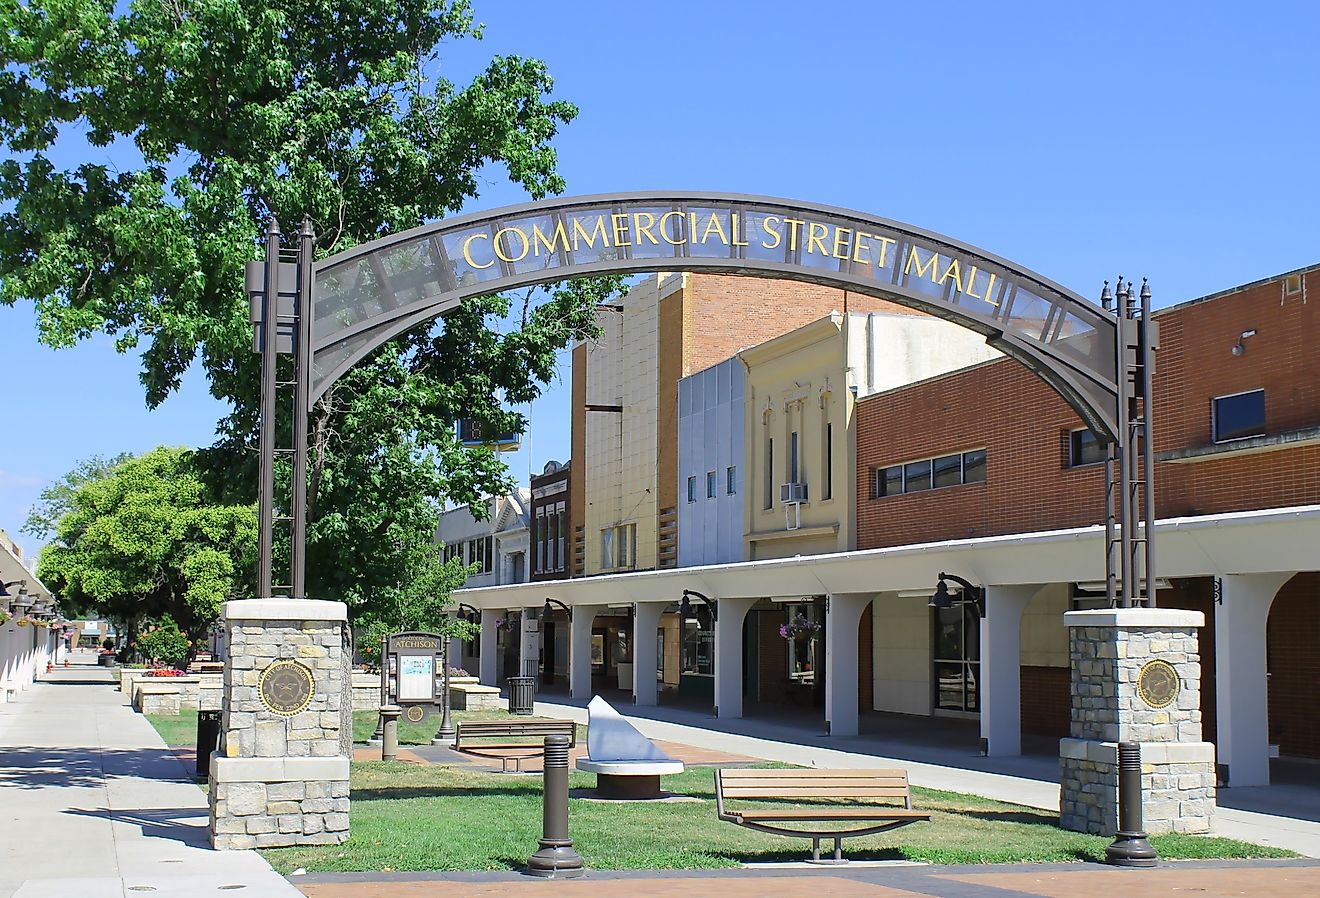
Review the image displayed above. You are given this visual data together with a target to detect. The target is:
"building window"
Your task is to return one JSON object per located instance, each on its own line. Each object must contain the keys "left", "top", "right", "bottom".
{"left": 466, "top": 537, "right": 492, "bottom": 574}
{"left": 874, "top": 449, "right": 987, "bottom": 497}
{"left": 1212, "top": 389, "right": 1265, "bottom": 443}
{"left": 601, "top": 523, "right": 636, "bottom": 570}
{"left": 933, "top": 597, "right": 980, "bottom": 714}
{"left": 706, "top": 471, "right": 716, "bottom": 499}
{"left": 1284, "top": 273, "right": 1303, "bottom": 296}
{"left": 823, "top": 423, "right": 833, "bottom": 500}
{"left": 555, "top": 502, "right": 565, "bottom": 572}
{"left": 784, "top": 602, "right": 821, "bottom": 685}
{"left": 1069, "top": 428, "right": 1105, "bottom": 467}
{"left": 726, "top": 465, "right": 737, "bottom": 495}
{"left": 789, "top": 431, "right": 800, "bottom": 484}
{"left": 681, "top": 623, "right": 714, "bottom": 677}
{"left": 765, "top": 437, "right": 774, "bottom": 510}
{"left": 687, "top": 475, "right": 696, "bottom": 503}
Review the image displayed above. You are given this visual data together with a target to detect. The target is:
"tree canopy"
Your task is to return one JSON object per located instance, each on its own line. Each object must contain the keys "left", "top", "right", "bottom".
{"left": 36, "top": 447, "right": 257, "bottom": 640}
{"left": 1, "top": 0, "right": 618, "bottom": 611}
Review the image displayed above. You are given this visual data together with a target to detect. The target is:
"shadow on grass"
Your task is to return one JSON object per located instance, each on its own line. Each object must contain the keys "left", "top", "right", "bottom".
{"left": 709, "top": 846, "right": 910, "bottom": 864}
{"left": 938, "top": 807, "right": 1060, "bottom": 826}
{"left": 352, "top": 785, "right": 542, "bottom": 801}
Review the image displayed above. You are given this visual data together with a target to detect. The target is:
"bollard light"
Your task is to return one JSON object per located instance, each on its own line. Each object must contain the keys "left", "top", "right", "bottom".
{"left": 525, "top": 734, "right": 585, "bottom": 878}
{"left": 1106, "top": 741, "right": 1158, "bottom": 867}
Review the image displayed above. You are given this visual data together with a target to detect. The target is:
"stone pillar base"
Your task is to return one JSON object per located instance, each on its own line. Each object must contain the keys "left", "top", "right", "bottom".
{"left": 1060, "top": 739, "right": 1215, "bottom": 835}
{"left": 210, "top": 756, "right": 351, "bottom": 849}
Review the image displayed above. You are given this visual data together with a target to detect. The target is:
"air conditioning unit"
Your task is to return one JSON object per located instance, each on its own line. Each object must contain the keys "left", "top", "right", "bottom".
{"left": 779, "top": 482, "right": 808, "bottom": 503}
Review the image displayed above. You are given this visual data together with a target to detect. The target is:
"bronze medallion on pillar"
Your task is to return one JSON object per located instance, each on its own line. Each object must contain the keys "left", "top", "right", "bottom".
{"left": 258, "top": 659, "right": 316, "bottom": 717}
{"left": 1136, "top": 659, "right": 1180, "bottom": 709}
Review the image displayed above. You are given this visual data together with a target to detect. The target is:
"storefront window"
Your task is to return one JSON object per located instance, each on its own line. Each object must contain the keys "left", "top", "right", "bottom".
{"left": 933, "top": 602, "right": 980, "bottom": 713}
{"left": 784, "top": 602, "right": 822, "bottom": 684}
{"left": 681, "top": 622, "right": 714, "bottom": 676}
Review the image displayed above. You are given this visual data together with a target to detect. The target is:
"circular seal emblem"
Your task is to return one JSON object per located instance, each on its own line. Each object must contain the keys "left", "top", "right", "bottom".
{"left": 405, "top": 704, "right": 426, "bottom": 723}
{"left": 257, "top": 660, "right": 315, "bottom": 717}
{"left": 1137, "top": 659, "right": 1180, "bottom": 709}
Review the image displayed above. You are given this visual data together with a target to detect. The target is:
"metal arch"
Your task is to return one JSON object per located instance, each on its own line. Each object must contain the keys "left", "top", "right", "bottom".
{"left": 307, "top": 192, "right": 1122, "bottom": 440}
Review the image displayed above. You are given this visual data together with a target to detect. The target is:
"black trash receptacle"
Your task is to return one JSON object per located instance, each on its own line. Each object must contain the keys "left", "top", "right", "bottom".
{"left": 507, "top": 676, "right": 536, "bottom": 715}
{"left": 196, "top": 710, "right": 223, "bottom": 778}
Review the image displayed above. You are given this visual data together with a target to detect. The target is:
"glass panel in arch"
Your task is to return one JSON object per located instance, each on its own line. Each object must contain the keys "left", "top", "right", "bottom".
{"left": 898, "top": 243, "right": 952, "bottom": 302}
{"left": 378, "top": 240, "right": 447, "bottom": 309}
{"left": 621, "top": 207, "right": 680, "bottom": 260}
{"left": 561, "top": 209, "right": 617, "bottom": 263}
{"left": 1050, "top": 312, "right": 1110, "bottom": 380}
{"left": 685, "top": 207, "right": 737, "bottom": 259}
{"left": 442, "top": 225, "right": 505, "bottom": 289}
{"left": 1003, "top": 286, "right": 1054, "bottom": 343}
{"left": 738, "top": 209, "right": 791, "bottom": 264}
{"left": 495, "top": 214, "right": 572, "bottom": 277}
{"left": 314, "top": 257, "right": 377, "bottom": 342}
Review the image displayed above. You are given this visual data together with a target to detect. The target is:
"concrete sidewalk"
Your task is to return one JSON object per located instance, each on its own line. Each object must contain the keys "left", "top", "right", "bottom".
{"left": 532, "top": 697, "right": 1320, "bottom": 858}
{"left": 0, "top": 668, "right": 301, "bottom": 898}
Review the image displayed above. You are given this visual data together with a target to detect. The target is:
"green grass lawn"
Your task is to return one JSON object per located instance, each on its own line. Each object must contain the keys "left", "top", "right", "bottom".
{"left": 145, "top": 712, "right": 1293, "bottom": 872}
{"left": 258, "top": 760, "right": 1296, "bottom": 873}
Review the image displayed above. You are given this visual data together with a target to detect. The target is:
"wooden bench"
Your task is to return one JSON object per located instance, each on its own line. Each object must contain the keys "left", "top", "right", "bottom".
{"left": 453, "top": 719, "right": 577, "bottom": 772}
{"left": 715, "top": 768, "right": 931, "bottom": 863}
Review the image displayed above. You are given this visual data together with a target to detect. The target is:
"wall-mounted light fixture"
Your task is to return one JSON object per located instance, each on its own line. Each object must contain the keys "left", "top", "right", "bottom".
{"left": 929, "top": 572, "right": 985, "bottom": 617}
{"left": 542, "top": 597, "right": 572, "bottom": 621}
{"left": 1231, "top": 329, "right": 1257, "bottom": 356}
{"left": 679, "top": 589, "right": 717, "bottom": 630}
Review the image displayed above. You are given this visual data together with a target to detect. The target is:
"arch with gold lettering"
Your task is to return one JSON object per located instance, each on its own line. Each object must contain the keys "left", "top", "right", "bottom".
{"left": 309, "top": 192, "right": 1124, "bottom": 440}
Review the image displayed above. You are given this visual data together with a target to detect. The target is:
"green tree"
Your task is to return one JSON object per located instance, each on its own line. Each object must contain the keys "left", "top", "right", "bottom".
{"left": 37, "top": 447, "right": 257, "bottom": 647}
{"left": 357, "top": 540, "right": 479, "bottom": 670}
{"left": 22, "top": 452, "right": 133, "bottom": 540}
{"left": 1, "top": 0, "right": 617, "bottom": 612}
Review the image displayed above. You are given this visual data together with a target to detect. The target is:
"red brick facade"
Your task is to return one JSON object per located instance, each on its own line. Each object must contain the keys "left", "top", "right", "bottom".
{"left": 855, "top": 265, "right": 1320, "bottom": 755}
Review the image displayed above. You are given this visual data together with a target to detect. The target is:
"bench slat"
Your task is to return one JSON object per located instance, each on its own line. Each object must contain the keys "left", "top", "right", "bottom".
{"left": 730, "top": 809, "right": 931, "bottom": 821}
{"left": 719, "top": 786, "right": 912, "bottom": 799}
{"left": 718, "top": 768, "right": 910, "bottom": 779}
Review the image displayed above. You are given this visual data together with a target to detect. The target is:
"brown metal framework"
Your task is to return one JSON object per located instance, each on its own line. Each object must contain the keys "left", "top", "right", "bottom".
{"left": 248, "top": 193, "right": 1157, "bottom": 609}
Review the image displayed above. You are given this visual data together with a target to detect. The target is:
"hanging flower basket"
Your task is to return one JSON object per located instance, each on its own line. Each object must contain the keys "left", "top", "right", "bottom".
{"left": 778, "top": 613, "right": 820, "bottom": 642}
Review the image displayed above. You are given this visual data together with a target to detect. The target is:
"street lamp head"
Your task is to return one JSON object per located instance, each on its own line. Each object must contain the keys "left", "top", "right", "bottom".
{"left": 928, "top": 578, "right": 953, "bottom": 610}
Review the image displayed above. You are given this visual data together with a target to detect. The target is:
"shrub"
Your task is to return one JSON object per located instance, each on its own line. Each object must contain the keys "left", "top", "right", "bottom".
{"left": 136, "top": 616, "right": 190, "bottom": 667}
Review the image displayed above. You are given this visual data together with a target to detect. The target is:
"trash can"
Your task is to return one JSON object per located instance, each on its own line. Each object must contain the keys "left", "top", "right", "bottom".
{"left": 507, "top": 676, "right": 536, "bottom": 716}
{"left": 196, "top": 710, "right": 223, "bottom": 778}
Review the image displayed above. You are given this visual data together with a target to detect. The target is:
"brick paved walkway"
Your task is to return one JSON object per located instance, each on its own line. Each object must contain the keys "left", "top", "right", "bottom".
{"left": 294, "top": 860, "right": 1320, "bottom": 898}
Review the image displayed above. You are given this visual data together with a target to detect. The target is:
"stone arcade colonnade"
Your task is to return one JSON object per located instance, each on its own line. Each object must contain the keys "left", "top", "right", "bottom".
{"left": 0, "top": 622, "right": 57, "bottom": 703}
{"left": 455, "top": 505, "right": 1320, "bottom": 788}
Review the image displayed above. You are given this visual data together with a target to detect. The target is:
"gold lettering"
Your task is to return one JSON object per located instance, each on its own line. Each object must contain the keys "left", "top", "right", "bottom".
{"left": 783, "top": 218, "right": 805, "bottom": 252}
{"left": 831, "top": 226, "right": 852, "bottom": 261}
{"left": 462, "top": 232, "right": 495, "bottom": 270}
{"left": 689, "top": 212, "right": 698, "bottom": 241}
{"left": 938, "top": 258, "right": 964, "bottom": 293}
{"left": 610, "top": 213, "right": 632, "bottom": 247}
{"left": 852, "top": 231, "right": 873, "bottom": 263}
{"left": 659, "top": 210, "right": 687, "bottom": 245}
{"left": 806, "top": 222, "right": 830, "bottom": 257}
{"left": 874, "top": 236, "right": 896, "bottom": 268}
{"left": 493, "top": 227, "right": 530, "bottom": 264}
{"left": 982, "top": 271, "right": 1000, "bottom": 307}
{"left": 964, "top": 265, "right": 983, "bottom": 300}
{"left": 761, "top": 216, "right": 783, "bottom": 250}
{"left": 633, "top": 212, "right": 659, "bottom": 246}
{"left": 904, "top": 245, "right": 940, "bottom": 282}
{"left": 571, "top": 216, "right": 609, "bottom": 251}
{"left": 532, "top": 220, "right": 571, "bottom": 257}
{"left": 731, "top": 212, "right": 749, "bottom": 246}
{"left": 701, "top": 212, "right": 729, "bottom": 245}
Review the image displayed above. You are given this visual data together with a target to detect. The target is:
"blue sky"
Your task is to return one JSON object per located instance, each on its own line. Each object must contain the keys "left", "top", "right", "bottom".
{"left": 2, "top": 1, "right": 1318, "bottom": 560}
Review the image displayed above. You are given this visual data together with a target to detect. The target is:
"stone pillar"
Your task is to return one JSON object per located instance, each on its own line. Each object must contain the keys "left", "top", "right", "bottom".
{"left": 630, "top": 603, "right": 665, "bottom": 706}
{"left": 824, "top": 594, "right": 870, "bottom": 737}
{"left": 1059, "top": 608, "right": 1215, "bottom": 835}
{"left": 1215, "top": 572, "right": 1292, "bottom": 786}
{"left": 569, "top": 605, "right": 605, "bottom": 700}
{"left": 210, "top": 599, "right": 352, "bottom": 850}
{"left": 714, "top": 598, "right": 757, "bottom": 719}
{"left": 478, "top": 612, "right": 498, "bottom": 686}
{"left": 981, "top": 585, "right": 1034, "bottom": 757}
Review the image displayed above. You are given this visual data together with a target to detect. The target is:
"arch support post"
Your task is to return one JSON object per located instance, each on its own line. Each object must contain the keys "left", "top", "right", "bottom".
{"left": 714, "top": 599, "right": 757, "bottom": 719}
{"left": 1215, "top": 572, "right": 1294, "bottom": 786}
{"left": 980, "top": 585, "right": 1035, "bottom": 756}
{"left": 824, "top": 594, "right": 871, "bottom": 737}
{"left": 630, "top": 603, "right": 665, "bottom": 706}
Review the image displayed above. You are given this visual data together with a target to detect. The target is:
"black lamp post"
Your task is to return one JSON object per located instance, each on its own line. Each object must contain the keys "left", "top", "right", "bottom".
{"left": 929, "top": 572, "right": 985, "bottom": 617}
{"left": 435, "top": 623, "right": 459, "bottom": 744}
{"left": 679, "top": 589, "right": 717, "bottom": 630}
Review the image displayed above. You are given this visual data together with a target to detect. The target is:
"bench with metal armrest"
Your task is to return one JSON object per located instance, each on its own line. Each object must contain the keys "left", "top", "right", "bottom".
{"left": 452, "top": 719, "right": 577, "bottom": 772}
{"left": 714, "top": 767, "right": 931, "bottom": 863}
